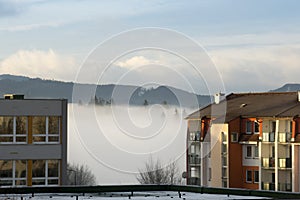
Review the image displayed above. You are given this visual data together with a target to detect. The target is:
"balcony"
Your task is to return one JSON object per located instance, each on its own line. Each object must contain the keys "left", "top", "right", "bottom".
{"left": 262, "top": 157, "right": 275, "bottom": 168}
{"left": 189, "top": 131, "right": 200, "bottom": 141}
{"left": 262, "top": 182, "right": 275, "bottom": 191}
{"left": 278, "top": 183, "right": 292, "bottom": 192}
{"left": 188, "top": 155, "right": 201, "bottom": 165}
{"left": 278, "top": 158, "right": 292, "bottom": 169}
{"left": 278, "top": 132, "right": 292, "bottom": 143}
{"left": 188, "top": 177, "right": 200, "bottom": 185}
{"left": 262, "top": 132, "right": 275, "bottom": 142}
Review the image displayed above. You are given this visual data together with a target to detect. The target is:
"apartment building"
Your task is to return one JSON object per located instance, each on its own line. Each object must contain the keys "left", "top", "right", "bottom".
{"left": 0, "top": 94, "right": 67, "bottom": 187}
{"left": 186, "top": 92, "right": 300, "bottom": 192}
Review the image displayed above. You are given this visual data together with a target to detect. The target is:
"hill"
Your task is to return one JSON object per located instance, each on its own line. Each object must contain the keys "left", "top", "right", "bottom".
{"left": 0, "top": 74, "right": 211, "bottom": 108}
{"left": 271, "top": 83, "right": 300, "bottom": 92}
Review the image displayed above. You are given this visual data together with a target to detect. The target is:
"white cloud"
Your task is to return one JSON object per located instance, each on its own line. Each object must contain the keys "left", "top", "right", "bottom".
{"left": 0, "top": 49, "right": 78, "bottom": 81}
{"left": 208, "top": 44, "right": 300, "bottom": 92}
{"left": 0, "top": 21, "right": 63, "bottom": 31}
{"left": 115, "top": 56, "right": 158, "bottom": 69}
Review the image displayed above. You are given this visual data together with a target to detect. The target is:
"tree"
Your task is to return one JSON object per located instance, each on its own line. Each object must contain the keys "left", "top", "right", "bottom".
{"left": 143, "top": 99, "right": 149, "bottom": 106}
{"left": 136, "top": 157, "right": 181, "bottom": 185}
{"left": 67, "top": 163, "right": 96, "bottom": 185}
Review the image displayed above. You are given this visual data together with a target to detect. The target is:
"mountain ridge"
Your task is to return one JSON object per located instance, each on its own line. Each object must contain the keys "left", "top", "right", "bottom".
{"left": 0, "top": 74, "right": 211, "bottom": 108}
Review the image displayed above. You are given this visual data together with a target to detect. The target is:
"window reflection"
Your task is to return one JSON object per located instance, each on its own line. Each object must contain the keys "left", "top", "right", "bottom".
{"left": 32, "top": 160, "right": 45, "bottom": 177}
{"left": 33, "top": 116, "right": 60, "bottom": 143}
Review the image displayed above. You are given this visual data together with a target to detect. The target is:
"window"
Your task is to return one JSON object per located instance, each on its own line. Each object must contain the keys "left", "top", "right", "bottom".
{"left": 254, "top": 121, "right": 259, "bottom": 134}
{"left": 222, "top": 180, "right": 227, "bottom": 188}
{"left": 246, "top": 121, "right": 252, "bottom": 134}
{"left": 222, "top": 143, "right": 227, "bottom": 154}
{"left": 208, "top": 168, "right": 212, "bottom": 181}
{"left": 246, "top": 146, "right": 252, "bottom": 158}
{"left": 254, "top": 146, "right": 259, "bottom": 158}
{"left": 32, "top": 160, "right": 59, "bottom": 186}
{"left": 0, "top": 160, "right": 27, "bottom": 187}
{"left": 222, "top": 132, "right": 227, "bottom": 142}
{"left": 0, "top": 116, "right": 27, "bottom": 144}
{"left": 33, "top": 116, "right": 60, "bottom": 143}
{"left": 270, "top": 121, "right": 276, "bottom": 133}
{"left": 222, "top": 156, "right": 227, "bottom": 167}
{"left": 222, "top": 167, "right": 227, "bottom": 178}
{"left": 254, "top": 171, "right": 259, "bottom": 183}
{"left": 189, "top": 132, "right": 200, "bottom": 141}
{"left": 190, "top": 167, "right": 199, "bottom": 178}
{"left": 231, "top": 133, "right": 238, "bottom": 142}
{"left": 246, "top": 170, "right": 252, "bottom": 183}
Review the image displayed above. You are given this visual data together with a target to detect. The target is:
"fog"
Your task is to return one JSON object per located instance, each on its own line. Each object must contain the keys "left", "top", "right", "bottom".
{"left": 68, "top": 104, "right": 193, "bottom": 184}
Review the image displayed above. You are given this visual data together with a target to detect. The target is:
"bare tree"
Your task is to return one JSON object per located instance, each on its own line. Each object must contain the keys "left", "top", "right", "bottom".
{"left": 136, "top": 157, "right": 182, "bottom": 185}
{"left": 67, "top": 163, "right": 96, "bottom": 185}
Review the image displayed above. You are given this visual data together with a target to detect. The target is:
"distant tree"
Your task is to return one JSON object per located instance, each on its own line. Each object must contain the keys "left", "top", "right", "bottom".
{"left": 78, "top": 100, "right": 83, "bottom": 105}
{"left": 174, "top": 108, "right": 178, "bottom": 115}
{"left": 143, "top": 99, "right": 149, "bottom": 106}
{"left": 162, "top": 100, "right": 168, "bottom": 105}
{"left": 136, "top": 157, "right": 181, "bottom": 185}
{"left": 67, "top": 163, "right": 96, "bottom": 185}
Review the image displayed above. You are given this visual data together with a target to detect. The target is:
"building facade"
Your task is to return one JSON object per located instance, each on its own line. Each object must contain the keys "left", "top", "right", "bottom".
{"left": 0, "top": 95, "right": 67, "bottom": 187}
{"left": 186, "top": 92, "right": 300, "bottom": 192}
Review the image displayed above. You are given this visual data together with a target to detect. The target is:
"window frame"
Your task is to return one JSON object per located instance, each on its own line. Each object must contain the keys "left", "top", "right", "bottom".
{"left": 0, "top": 160, "right": 27, "bottom": 187}
{"left": 254, "top": 145, "right": 259, "bottom": 158}
{"left": 246, "top": 146, "right": 252, "bottom": 158}
{"left": 254, "top": 170, "right": 259, "bottom": 183}
{"left": 231, "top": 132, "right": 238, "bottom": 143}
{"left": 32, "top": 160, "right": 60, "bottom": 186}
{"left": 246, "top": 121, "right": 252, "bottom": 134}
{"left": 246, "top": 170, "right": 252, "bottom": 183}
{"left": 0, "top": 116, "right": 27, "bottom": 144}
{"left": 32, "top": 116, "right": 60, "bottom": 144}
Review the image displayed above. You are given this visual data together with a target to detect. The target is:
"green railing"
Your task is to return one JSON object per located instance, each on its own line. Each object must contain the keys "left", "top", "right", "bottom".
{"left": 0, "top": 185, "right": 300, "bottom": 199}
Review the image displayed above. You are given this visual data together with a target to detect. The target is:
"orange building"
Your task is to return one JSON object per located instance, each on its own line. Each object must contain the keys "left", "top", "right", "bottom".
{"left": 186, "top": 92, "right": 300, "bottom": 192}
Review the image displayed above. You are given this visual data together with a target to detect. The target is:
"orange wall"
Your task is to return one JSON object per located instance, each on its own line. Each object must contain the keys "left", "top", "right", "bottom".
{"left": 228, "top": 117, "right": 243, "bottom": 188}
{"left": 242, "top": 166, "right": 259, "bottom": 190}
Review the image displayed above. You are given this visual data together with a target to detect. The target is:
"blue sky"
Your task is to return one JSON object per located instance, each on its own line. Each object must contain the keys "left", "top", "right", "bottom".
{"left": 0, "top": 0, "right": 300, "bottom": 94}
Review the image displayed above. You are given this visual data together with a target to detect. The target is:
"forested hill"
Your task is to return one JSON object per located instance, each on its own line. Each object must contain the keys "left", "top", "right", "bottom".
{"left": 0, "top": 74, "right": 211, "bottom": 108}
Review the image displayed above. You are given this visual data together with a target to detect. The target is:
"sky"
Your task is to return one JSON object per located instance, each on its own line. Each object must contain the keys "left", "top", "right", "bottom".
{"left": 0, "top": 0, "right": 300, "bottom": 94}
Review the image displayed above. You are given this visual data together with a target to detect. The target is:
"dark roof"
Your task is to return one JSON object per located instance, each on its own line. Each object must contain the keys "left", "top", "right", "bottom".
{"left": 186, "top": 92, "right": 300, "bottom": 122}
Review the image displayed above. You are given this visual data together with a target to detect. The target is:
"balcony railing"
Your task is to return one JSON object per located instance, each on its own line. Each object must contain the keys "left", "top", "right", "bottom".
{"left": 278, "top": 158, "right": 292, "bottom": 168}
{"left": 262, "top": 157, "right": 275, "bottom": 168}
{"left": 188, "top": 155, "right": 201, "bottom": 165}
{"left": 278, "top": 132, "right": 292, "bottom": 143}
{"left": 188, "top": 177, "right": 200, "bottom": 185}
{"left": 189, "top": 131, "right": 200, "bottom": 141}
{"left": 262, "top": 182, "right": 275, "bottom": 191}
{"left": 278, "top": 183, "right": 292, "bottom": 192}
{"left": 262, "top": 132, "right": 275, "bottom": 142}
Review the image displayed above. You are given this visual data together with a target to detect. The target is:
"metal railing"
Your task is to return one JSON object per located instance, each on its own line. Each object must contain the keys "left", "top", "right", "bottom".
{"left": 0, "top": 185, "right": 300, "bottom": 199}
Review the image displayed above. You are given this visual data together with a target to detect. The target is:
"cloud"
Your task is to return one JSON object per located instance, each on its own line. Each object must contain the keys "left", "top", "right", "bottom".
{"left": 0, "top": 21, "right": 63, "bottom": 32}
{"left": 0, "top": 49, "right": 78, "bottom": 81}
{"left": 115, "top": 56, "right": 154, "bottom": 69}
{"left": 209, "top": 44, "right": 300, "bottom": 92}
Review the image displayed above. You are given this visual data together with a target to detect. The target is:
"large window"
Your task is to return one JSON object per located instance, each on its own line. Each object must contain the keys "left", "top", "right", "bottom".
{"left": 0, "top": 160, "right": 27, "bottom": 187}
{"left": 0, "top": 116, "right": 27, "bottom": 144}
{"left": 33, "top": 116, "right": 60, "bottom": 143}
{"left": 32, "top": 160, "right": 59, "bottom": 186}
